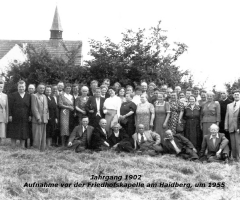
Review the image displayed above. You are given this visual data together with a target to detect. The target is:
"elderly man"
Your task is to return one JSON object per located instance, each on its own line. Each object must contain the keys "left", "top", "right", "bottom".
{"left": 132, "top": 124, "right": 162, "bottom": 155}
{"left": 108, "top": 122, "right": 134, "bottom": 152}
{"left": 31, "top": 83, "right": 49, "bottom": 151}
{"left": 86, "top": 87, "right": 105, "bottom": 128}
{"left": 91, "top": 119, "right": 110, "bottom": 151}
{"left": 57, "top": 81, "right": 64, "bottom": 95}
{"left": 161, "top": 129, "right": 199, "bottom": 161}
{"left": 28, "top": 84, "right": 36, "bottom": 95}
{"left": 199, "top": 124, "right": 229, "bottom": 163}
{"left": 225, "top": 90, "right": 240, "bottom": 161}
{"left": 67, "top": 116, "right": 94, "bottom": 152}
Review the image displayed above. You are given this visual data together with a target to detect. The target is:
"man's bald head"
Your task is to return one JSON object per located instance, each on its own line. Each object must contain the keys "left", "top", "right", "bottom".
{"left": 99, "top": 119, "right": 107, "bottom": 129}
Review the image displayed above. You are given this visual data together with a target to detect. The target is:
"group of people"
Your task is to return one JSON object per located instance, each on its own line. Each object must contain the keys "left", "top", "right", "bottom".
{"left": 0, "top": 78, "right": 239, "bottom": 163}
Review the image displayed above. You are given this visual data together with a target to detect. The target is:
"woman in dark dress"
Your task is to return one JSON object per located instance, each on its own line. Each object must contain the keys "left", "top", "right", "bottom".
{"left": 7, "top": 80, "right": 31, "bottom": 148}
{"left": 184, "top": 95, "right": 202, "bottom": 151}
{"left": 119, "top": 93, "right": 137, "bottom": 136}
{"left": 108, "top": 122, "right": 134, "bottom": 152}
{"left": 45, "top": 86, "right": 58, "bottom": 148}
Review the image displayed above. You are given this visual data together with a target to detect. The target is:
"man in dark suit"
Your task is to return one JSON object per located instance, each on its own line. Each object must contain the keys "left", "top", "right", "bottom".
{"left": 161, "top": 129, "right": 199, "bottom": 161}
{"left": 67, "top": 116, "right": 94, "bottom": 152}
{"left": 72, "top": 84, "right": 79, "bottom": 127}
{"left": 199, "top": 124, "right": 229, "bottom": 163}
{"left": 86, "top": 87, "right": 105, "bottom": 128}
{"left": 219, "top": 90, "right": 232, "bottom": 152}
{"left": 91, "top": 119, "right": 110, "bottom": 151}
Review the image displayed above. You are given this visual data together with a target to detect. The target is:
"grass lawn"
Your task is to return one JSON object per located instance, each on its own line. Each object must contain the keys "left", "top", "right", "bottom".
{"left": 0, "top": 139, "right": 239, "bottom": 200}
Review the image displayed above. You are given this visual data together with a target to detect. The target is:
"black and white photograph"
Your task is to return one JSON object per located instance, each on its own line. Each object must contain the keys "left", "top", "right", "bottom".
{"left": 0, "top": 0, "right": 239, "bottom": 199}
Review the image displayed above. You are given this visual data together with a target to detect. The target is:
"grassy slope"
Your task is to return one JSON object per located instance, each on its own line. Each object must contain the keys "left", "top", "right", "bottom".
{"left": 0, "top": 140, "right": 239, "bottom": 200}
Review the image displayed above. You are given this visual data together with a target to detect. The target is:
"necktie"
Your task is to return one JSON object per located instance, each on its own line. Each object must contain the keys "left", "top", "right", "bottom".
{"left": 140, "top": 134, "right": 145, "bottom": 144}
{"left": 234, "top": 102, "right": 236, "bottom": 108}
{"left": 212, "top": 137, "right": 216, "bottom": 147}
{"left": 82, "top": 126, "right": 88, "bottom": 147}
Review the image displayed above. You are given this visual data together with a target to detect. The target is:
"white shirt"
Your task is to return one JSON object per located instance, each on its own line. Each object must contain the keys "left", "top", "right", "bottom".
{"left": 170, "top": 140, "right": 181, "bottom": 154}
{"left": 137, "top": 133, "right": 147, "bottom": 143}
{"left": 132, "top": 95, "right": 141, "bottom": 106}
{"left": 103, "top": 95, "right": 121, "bottom": 117}
{"left": 82, "top": 125, "right": 88, "bottom": 133}
{"left": 96, "top": 98, "right": 101, "bottom": 116}
{"left": 210, "top": 133, "right": 219, "bottom": 147}
{"left": 101, "top": 127, "right": 107, "bottom": 138}
{"left": 64, "top": 93, "right": 73, "bottom": 103}
{"left": 53, "top": 96, "right": 57, "bottom": 104}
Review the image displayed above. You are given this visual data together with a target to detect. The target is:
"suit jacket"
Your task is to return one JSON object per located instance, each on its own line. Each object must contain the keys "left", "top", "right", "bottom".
{"left": 199, "top": 133, "right": 229, "bottom": 158}
{"left": 68, "top": 125, "right": 94, "bottom": 148}
{"left": 0, "top": 93, "right": 8, "bottom": 123}
{"left": 219, "top": 98, "right": 232, "bottom": 130}
{"left": 132, "top": 130, "right": 160, "bottom": 149}
{"left": 161, "top": 134, "right": 195, "bottom": 154}
{"left": 201, "top": 101, "right": 220, "bottom": 123}
{"left": 91, "top": 127, "right": 109, "bottom": 149}
{"left": 225, "top": 102, "right": 239, "bottom": 132}
{"left": 46, "top": 96, "right": 59, "bottom": 123}
{"left": 86, "top": 96, "right": 105, "bottom": 119}
{"left": 31, "top": 93, "right": 49, "bottom": 124}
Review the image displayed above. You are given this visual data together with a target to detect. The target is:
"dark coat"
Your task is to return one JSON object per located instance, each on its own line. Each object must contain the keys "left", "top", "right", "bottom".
{"left": 199, "top": 133, "right": 229, "bottom": 158}
{"left": 7, "top": 92, "right": 31, "bottom": 139}
{"left": 91, "top": 127, "right": 109, "bottom": 150}
{"left": 161, "top": 134, "right": 199, "bottom": 160}
{"left": 46, "top": 96, "right": 59, "bottom": 138}
{"left": 68, "top": 125, "right": 94, "bottom": 148}
{"left": 85, "top": 96, "right": 105, "bottom": 127}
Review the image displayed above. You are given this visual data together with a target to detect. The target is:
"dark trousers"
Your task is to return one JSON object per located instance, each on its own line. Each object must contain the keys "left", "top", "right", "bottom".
{"left": 25, "top": 122, "right": 33, "bottom": 148}
{"left": 199, "top": 145, "right": 229, "bottom": 162}
{"left": 177, "top": 148, "right": 199, "bottom": 161}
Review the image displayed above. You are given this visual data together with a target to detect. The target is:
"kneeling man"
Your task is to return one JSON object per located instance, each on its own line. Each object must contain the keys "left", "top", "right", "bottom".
{"left": 161, "top": 129, "right": 199, "bottom": 161}
{"left": 67, "top": 116, "right": 94, "bottom": 152}
{"left": 91, "top": 119, "right": 110, "bottom": 151}
{"left": 199, "top": 124, "right": 229, "bottom": 163}
{"left": 132, "top": 124, "right": 162, "bottom": 155}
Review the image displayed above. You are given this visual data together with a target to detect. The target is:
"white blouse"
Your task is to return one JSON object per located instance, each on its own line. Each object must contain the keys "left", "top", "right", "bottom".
{"left": 103, "top": 95, "right": 121, "bottom": 117}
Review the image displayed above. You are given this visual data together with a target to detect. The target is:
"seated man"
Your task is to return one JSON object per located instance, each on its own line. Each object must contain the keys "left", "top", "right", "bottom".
{"left": 199, "top": 124, "right": 229, "bottom": 163}
{"left": 67, "top": 116, "right": 94, "bottom": 152}
{"left": 91, "top": 119, "right": 110, "bottom": 151}
{"left": 108, "top": 122, "right": 134, "bottom": 153}
{"left": 161, "top": 129, "right": 199, "bottom": 161}
{"left": 132, "top": 124, "right": 162, "bottom": 155}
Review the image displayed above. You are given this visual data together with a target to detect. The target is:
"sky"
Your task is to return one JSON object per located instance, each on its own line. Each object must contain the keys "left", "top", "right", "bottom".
{"left": 0, "top": 0, "right": 240, "bottom": 90}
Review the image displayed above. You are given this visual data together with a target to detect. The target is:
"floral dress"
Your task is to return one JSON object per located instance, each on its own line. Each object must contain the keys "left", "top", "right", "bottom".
{"left": 136, "top": 102, "right": 155, "bottom": 130}
{"left": 168, "top": 100, "right": 184, "bottom": 134}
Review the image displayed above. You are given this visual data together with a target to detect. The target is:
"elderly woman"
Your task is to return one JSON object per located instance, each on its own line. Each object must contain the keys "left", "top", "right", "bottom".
{"left": 168, "top": 92, "right": 184, "bottom": 134}
{"left": 154, "top": 93, "right": 170, "bottom": 139}
{"left": 135, "top": 94, "right": 155, "bottom": 131}
{"left": 100, "top": 85, "right": 109, "bottom": 98}
{"left": 75, "top": 86, "right": 89, "bottom": 122}
{"left": 0, "top": 81, "right": 8, "bottom": 144}
{"left": 58, "top": 83, "right": 74, "bottom": 146}
{"left": 103, "top": 87, "right": 122, "bottom": 133}
{"left": 199, "top": 90, "right": 207, "bottom": 108}
{"left": 201, "top": 91, "right": 220, "bottom": 136}
{"left": 184, "top": 95, "right": 202, "bottom": 151}
{"left": 108, "top": 122, "right": 134, "bottom": 152}
{"left": 8, "top": 80, "right": 31, "bottom": 148}
{"left": 119, "top": 93, "right": 137, "bottom": 136}
{"left": 118, "top": 87, "right": 126, "bottom": 104}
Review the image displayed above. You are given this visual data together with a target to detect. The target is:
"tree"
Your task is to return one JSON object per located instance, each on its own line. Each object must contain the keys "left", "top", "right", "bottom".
{"left": 86, "top": 21, "right": 189, "bottom": 87}
{"left": 5, "top": 45, "right": 90, "bottom": 93}
{"left": 225, "top": 78, "right": 240, "bottom": 95}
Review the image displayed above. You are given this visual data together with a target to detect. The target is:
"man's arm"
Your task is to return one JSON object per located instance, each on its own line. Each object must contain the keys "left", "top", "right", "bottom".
{"left": 151, "top": 131, "right": 160, "bottom": 145}
{"left": 31, "top": 95, "right": 41, "bottom": 122}
{"left": 219, "top": 134, "right": 229, "bottom": 150}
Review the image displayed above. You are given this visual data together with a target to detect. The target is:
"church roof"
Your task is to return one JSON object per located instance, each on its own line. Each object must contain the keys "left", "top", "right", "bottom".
{"left": 50, "top": 6, "right": 63, "bottom": 31}
{"left": 0, "top": 40, "right": 82, "bottom": 65}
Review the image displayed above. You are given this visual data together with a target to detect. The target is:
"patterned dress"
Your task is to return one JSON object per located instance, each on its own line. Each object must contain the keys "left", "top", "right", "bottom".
{"left": 136, "top": 102, "right": 154, "bottom": 130}
{"left": 75, "top": 96, "right": 89, "bottom": 120}
{"left": 154, "top": 101, "right": 170, "bottom": 139}
{"left": 59, "top": 93, "right": 73, "bottom": 136}
{"left": 168, "top": 100, "right": 184, "bottom": 134}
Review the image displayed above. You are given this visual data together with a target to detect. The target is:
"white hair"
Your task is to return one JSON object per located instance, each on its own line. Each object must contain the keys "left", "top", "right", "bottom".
{"left": 81, "top": 86, "right": 89, "bottom": 91}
